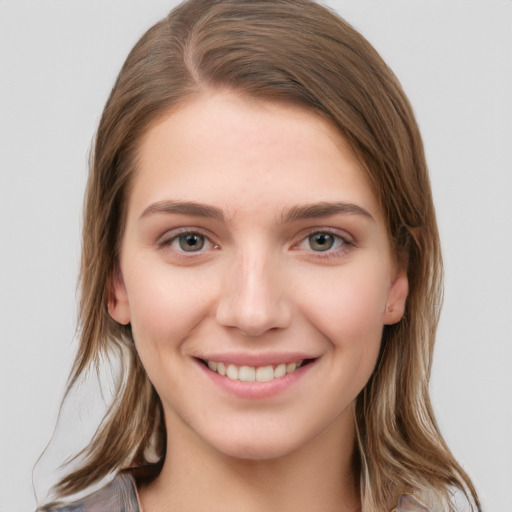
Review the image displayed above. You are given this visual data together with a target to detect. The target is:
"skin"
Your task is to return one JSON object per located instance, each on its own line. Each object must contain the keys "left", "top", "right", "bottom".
{"left": 109, "top": 90, "right": 408, "bottom": 512}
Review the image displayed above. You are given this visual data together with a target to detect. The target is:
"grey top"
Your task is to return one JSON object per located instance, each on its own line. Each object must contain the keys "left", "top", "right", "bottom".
{"left": 44, "top": 473, "right": 433, "bottom": 512}
{"left": 45, "top": 474, "right": 140, "bottom": 512}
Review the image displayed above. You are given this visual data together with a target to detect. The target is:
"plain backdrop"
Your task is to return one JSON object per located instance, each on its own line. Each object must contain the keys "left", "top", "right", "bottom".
{"left": 1, "top": 1, "right": 511, "bottom": 511}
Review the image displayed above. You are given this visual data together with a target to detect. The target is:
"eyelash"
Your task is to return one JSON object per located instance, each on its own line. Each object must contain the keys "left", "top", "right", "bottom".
{"left": 156, "top": 228, "right": 354, "bottom": 259}
{"left": 156, "top": 228, "right": 217, "bottom": 255}
{"left": 294, "top": 229, "right": 354, "bottom": 259}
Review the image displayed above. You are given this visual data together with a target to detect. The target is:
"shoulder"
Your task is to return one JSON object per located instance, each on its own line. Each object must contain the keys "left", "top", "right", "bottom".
{"left": 394, "top": 493, "right": 431, "bottom": 512}
{"left": 41, "top": 473, "right": 139, "bottom": 512}
{"left": 394, "top": 488, "right": 479, "bottom": 512}
{"left": 449, "top": 487, "right": 480, "bottom": 512}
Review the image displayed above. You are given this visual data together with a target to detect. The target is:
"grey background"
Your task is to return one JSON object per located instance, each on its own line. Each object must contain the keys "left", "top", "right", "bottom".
{"left": 1, "top": 1, "right": 511, "bottom": 511}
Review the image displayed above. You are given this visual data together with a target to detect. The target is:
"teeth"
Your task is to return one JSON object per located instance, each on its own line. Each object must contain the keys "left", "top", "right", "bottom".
{"left": 255, "top": 365, "right": 274, "bottom": 382}
{"left": 206, "top": 360, "right": 304, "bottom": 382}
{"left": 274, "top": 363, "right": 286, "bottom": 378}
{"left": 217, "top": 362, "right": 226, "bottom": 376}
{"left": 226, "top": 364, "right": 238, "bottom": 380}
{"left": 239, "top": 366, "right": 255, "bottom": 382}
{"left": 286, "top": 362, "right": 297, "bottom": 373}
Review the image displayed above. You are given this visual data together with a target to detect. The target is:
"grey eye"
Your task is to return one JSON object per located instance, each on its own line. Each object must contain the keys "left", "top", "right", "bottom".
{"left": 308, "top": 233, "right": 336, "bottom": 251}
{"left": 178, "top": 233, "right": 205, "bottom": 252}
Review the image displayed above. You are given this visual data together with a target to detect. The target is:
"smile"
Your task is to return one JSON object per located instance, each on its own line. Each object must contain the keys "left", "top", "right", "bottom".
{"left": 205, "top": 360, "right": 305, "bottom": 383}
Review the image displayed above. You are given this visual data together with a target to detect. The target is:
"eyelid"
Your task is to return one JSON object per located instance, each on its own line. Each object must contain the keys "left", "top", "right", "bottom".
{"left": 156, "top": 227, "right": 218, "bottom": 252}
{"left": 155, "top": 226, "right": 354, "bottom": 256}
{"left": 297, "top": 227, "right": 354, "bottom": 244}
{"left": 293, "top": 228, "right": 355, "bottom": 256}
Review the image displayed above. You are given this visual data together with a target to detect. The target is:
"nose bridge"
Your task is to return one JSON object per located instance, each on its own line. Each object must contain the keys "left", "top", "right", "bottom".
{"left": 216, "top": 240, "right": 291, "bottom": 336}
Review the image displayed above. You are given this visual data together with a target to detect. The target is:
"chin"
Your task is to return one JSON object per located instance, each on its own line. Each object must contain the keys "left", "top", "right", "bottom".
{"left": 204, "top": 427, "right": 312, "bottom": 462}
{"left": 218, "top": 442, "right": 300, "bottom": 462}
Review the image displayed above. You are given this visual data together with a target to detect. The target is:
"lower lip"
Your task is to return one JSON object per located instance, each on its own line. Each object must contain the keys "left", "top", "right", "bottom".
{"left": 196, "top": 360, "right": 316, "bottom": 399}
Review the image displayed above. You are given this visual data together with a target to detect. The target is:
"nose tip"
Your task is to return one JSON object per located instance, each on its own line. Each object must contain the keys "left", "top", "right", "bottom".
{"left": 215, "top": 255, "right": 291, "bottom": 337}
{"left": 228, "top": 310, "right": 285, "bottom": 338}
{"left": 216, "top": 296, "right": 291, "bottom": 337}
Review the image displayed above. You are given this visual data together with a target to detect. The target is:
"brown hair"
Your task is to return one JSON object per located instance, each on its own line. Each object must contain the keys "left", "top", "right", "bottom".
{"left": 48, "top": 1, "right": 479, "bottom": 510}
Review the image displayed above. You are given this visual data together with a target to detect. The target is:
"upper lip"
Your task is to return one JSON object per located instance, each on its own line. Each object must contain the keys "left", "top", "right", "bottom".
{"left": 195, "top": 352, "right": 318, "bottom": 366}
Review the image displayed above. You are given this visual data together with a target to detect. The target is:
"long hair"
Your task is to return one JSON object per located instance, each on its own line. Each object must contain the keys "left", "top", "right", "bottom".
{"left": 46, "top": 1, "right": 479, "bottom": 510}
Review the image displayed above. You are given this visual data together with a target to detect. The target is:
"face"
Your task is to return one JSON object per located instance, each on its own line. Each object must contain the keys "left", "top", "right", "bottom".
{"left": 109, "top": 90, "right": 408, "bottom": 461}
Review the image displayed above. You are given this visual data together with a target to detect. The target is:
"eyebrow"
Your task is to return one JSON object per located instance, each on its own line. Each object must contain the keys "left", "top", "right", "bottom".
{"left": 139, "top": 199, "right": 373, "bottom": 223}
{"left": 140, "top": 200, "right": 225, "bottom": 221}
{"left": 282, "top": 201, "right": 374, "bottom": 223}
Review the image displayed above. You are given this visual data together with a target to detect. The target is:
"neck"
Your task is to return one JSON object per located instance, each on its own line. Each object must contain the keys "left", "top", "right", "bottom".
{"left": 139, "top": 413, "right": 361, "bottom": 512}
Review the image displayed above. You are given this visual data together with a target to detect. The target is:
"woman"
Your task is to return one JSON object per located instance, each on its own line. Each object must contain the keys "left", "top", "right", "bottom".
{"left": 38, "top": 0, "right": 480, "bottom": 510}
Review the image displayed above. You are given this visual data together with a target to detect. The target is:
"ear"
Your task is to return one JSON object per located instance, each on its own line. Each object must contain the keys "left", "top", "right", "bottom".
{"left": 107, "top": 263, "right": 131, "bottom": 325}
{"left": 383, "top": 270, "right": 408, "bottom": 325}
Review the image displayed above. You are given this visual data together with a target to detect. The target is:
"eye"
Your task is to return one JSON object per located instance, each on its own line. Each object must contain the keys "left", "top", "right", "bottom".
{"left": 295, "top": 230, "right": 351, "bottom": 254}
{"left": 157, "top": 230, "right": 216, "bottom": 254}
{"left": 308, "top": 231, "right": 348, "bottom": 252}
{"left": 177, "top": 233, "right": 206, "bottom": 252}
{"left": 308, "top": 232, "right": 336, "bottom": 251}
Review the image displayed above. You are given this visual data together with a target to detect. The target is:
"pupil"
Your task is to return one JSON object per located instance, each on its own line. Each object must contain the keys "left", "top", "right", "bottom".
{"left": 179, "top": 234, "right": 204, "bottom": 252}
{"left": 310, "top": 233, "right": 334, "bottom": 251}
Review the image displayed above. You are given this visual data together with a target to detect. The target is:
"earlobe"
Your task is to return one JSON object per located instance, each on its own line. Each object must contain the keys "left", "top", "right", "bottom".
{"left": 107, "top": 264, "right": 131, "bottom": 325}
{"left": 383, "top": 270, "right": 409, "bottom": 325}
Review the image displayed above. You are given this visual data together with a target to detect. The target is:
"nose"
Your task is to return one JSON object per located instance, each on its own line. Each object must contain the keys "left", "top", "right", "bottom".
{"left": 215, "top": 246, "right": 292, "bottom": 337}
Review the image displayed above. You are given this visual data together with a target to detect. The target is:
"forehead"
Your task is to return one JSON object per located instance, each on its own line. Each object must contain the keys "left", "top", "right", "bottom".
{"left": 130, "top": 90, "right": 380, "bottom": 223}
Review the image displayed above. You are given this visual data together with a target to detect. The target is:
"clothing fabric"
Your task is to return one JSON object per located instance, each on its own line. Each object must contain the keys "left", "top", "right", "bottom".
{"left": 44, "top": 473, "right": 432, "bottom": 512}
{"left": 45, "top": 474, "right": 139, "bottom": 512}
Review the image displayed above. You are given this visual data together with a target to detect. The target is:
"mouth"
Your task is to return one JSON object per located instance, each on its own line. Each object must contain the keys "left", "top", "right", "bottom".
{"left": 199, "top": 358, "right": 315, "bottom": 383}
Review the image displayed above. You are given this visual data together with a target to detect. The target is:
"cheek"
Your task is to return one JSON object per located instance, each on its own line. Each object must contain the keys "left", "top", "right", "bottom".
{"left": 124, "top": 263, "right": 216, "bottom": 350}
{"left": 296, "top": 263, "right": 389, "bottom": 350}
{"left": 297, "top": 265, "right": 388, "bottom": 400}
